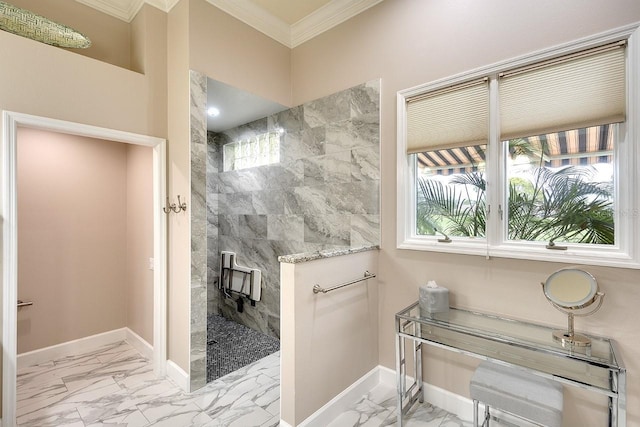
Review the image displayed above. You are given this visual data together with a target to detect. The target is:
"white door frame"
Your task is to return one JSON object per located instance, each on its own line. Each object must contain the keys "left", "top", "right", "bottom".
{"left": 1, "top": 111, "right": 167, "bottom": 427}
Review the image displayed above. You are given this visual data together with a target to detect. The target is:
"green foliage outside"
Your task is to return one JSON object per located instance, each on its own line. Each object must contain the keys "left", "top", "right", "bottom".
{"left": 416, "top": 142, "right": 615, "bottom": 245}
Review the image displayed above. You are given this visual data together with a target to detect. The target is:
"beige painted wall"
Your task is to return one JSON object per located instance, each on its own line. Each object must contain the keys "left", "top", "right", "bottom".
{"left": 281, "top": 250, "right": 379, "bottom": 425}
{"left": 290, "top": 1, "right": 640, "bottom": 425}
{"left": 0, "top": 30, "right": 149, "bottom": 136}
{"left": 131, "top": 5, "right": 169, "bottom": 134}
{"left": 126, "top": 144, "right": 154, "bottom": 344}
{"left": 17, "top": 129, "right": 154, "bottom": 352}
{"left": 167, "top": 0, "right": 192, "bottom": 372}
{"left": 17, "top": 128, "right": 128, "bottom": 353}
{"left": 188, "top": 0, "right": 292, "bottom": 107}
{"left": 8, "top": 0, "right": 131, "bottom": 70}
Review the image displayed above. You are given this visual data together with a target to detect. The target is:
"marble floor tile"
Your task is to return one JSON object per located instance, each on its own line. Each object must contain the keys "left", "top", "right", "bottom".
{"left": 17, "top": 341, "right": 472, "bottom": 427}
{"left": 16, "top": 377, "right": 67, "bottom": 409}
{"left": 330, "top": 383, "right": 473, "bottom": 427}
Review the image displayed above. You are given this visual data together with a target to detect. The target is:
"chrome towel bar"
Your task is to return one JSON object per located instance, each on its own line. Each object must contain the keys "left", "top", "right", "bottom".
{"left": 17, "top": 299, "right": 33, "bottom": 308}
{"left": 312, "top": 271, "right": 376, "bottom": 294}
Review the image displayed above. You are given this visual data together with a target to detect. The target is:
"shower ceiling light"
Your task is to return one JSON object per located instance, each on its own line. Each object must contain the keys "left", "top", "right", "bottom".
{"left": 0, "top": 1, "right": 91, "bottom": 48}
{"left": 208, "top": 107, "right": 221, "bottom": 117}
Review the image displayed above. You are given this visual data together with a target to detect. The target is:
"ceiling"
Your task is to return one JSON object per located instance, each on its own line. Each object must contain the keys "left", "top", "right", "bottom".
{"left": 249, "top": 0, "right": 333, "bottom": 25}
{"left": 76, "top": 0, "right": 384, "bottom": 47}
{"left": 206, "top": 78, "right": 286, "bottom": 132}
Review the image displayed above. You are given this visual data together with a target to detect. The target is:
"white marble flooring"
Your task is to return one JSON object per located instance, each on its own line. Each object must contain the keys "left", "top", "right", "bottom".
{"left": 16, "top": 341, "right": 471, "bottom": 426}
{"left": 17, "top": 341, "right": 280, "bottom": 426}
{"left": 327, "top": 383, "right": 472, "bottom": 427}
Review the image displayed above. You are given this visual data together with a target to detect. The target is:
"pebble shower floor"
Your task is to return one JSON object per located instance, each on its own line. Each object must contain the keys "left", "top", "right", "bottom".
{"left": 206, "top": 314, "right": 280, "bottom": 383}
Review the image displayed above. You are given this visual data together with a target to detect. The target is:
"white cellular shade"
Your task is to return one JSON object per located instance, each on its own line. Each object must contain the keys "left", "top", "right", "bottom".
{"left": 407, "top": 80, "right": 489, "bottom": 153}
{"left": 500, "top": 45, "right": 626, "bottom": 140}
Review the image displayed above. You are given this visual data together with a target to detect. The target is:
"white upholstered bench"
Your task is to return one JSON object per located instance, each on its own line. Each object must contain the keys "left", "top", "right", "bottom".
{"left": 470, "top": 361, "right": 563, "bottom": 427}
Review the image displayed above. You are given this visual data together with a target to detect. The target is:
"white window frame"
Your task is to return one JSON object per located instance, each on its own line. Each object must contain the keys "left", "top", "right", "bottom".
{"left": 397, "top": 22, "right": 640, "bottom": 269}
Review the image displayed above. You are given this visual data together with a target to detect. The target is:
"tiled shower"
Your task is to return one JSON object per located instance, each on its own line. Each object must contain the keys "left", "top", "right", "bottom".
{"left": 190, "top": 70, "right": 381, "bottom": 389}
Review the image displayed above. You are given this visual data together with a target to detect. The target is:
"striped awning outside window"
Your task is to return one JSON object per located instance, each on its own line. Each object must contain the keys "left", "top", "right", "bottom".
{"left": 416, "top": 144, "right": 486, "bottom": 175}
{"left": 417, "top": 124, "right": 613, "bottom": 175}
{"left": 518, "top": 124, "right": 613, "bottom": 168}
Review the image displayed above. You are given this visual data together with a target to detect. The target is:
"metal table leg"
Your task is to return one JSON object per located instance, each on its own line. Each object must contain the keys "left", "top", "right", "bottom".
{"left": 396, "top": 317, "right": 405, "bottom": 427}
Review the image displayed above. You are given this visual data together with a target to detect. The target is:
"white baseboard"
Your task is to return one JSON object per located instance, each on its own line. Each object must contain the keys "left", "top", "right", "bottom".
{"left": 379, "top": 365, "right": 474, "bottom": 422}
{"left": 166, "top": 359, "right": 190, "bottom": 392}
{"left": 17, "top": 328, "right": 127, "bottom": 369}
{"left": 125, "top": 328, "right": 153, "bottom": 360}
{"left": 17, "top": 327, "right": 154, "bottom": 370}
{"left": 279, "top": 421, "right": 293, "bottom": 427}
{"left": 297, "top": 366, "right": 381, "bottom": 427}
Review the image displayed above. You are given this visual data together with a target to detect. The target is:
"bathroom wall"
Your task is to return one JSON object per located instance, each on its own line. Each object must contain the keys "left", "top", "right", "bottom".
{"left": 9, "top": 0, "right": 132, "bottom": 70}
{"left": 179, "top": 0, "right": 295, "bottom": 387}
{"left": 280, "top": 249, "right": 379, "bottom": 425}
{"left": 17, "top": 128, "right": 153, "bottom": 353}
{"left": 190, "top": 69, "right": 209, "bottom": 390}
{"left": 290, "top": 1, "right": 640, "bottom": 425}
{"left": 125, "top": 144, "right": 154, "bottom": 344}
{"left": 205, "top": 79, "right": 381, "bottom": 339}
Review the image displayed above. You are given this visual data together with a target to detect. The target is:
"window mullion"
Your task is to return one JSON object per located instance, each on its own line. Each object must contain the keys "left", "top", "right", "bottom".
{"left": 486, "top": 76, "right": 503, "bottom": 249}
{"left": 616, "top": 30, "right": 639, "bottom": 258}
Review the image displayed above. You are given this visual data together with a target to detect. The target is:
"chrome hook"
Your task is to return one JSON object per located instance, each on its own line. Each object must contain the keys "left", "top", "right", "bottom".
{"left": 163, "top": 197, "right": 175, "bottom": 214}
{"left": 172, "top": 195, "right": 187, "bottom": 213}
{"left": 163, "top": 195, "right": 187, "bottom": 214}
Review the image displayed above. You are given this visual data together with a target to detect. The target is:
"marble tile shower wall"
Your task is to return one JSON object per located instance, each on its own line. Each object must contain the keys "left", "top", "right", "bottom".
{"left": 191, "top": 70, "right": 209, "bottom": 391}
{"left": 206, "top": 80, "right": 381, "bottom": 339}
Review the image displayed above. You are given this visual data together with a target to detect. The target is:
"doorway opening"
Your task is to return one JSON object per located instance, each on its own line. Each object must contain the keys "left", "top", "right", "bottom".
{"left": 2, "top": 111, "right": 167, "bottom": 426}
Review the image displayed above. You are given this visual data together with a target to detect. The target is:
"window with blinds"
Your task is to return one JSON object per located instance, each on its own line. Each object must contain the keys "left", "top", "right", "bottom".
{"left": 500, "top": 43, "right": 625, "bottom": 246}
{"left": 407, "top": 80, "right": 489, "bottom": 239}
{"left": 398, "top": 27, "right": 639, "bottom": 268}
{"left": 407, "top": 79, "right": 489, "bottom": 153}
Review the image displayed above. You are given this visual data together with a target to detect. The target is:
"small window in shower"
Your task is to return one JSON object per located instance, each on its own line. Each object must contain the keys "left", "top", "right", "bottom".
{"left": 223, "top": 130, "right": 282, "bottom": 172}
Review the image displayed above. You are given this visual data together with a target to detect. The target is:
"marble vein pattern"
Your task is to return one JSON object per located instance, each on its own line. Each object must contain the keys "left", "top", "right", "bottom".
{"left": 202, "top": 79, "right": 382, "bottom": 343}
{"left": 327, "top": 382, "right": 473, "bottom": 427}
{"left": 190, "top": 69, "right": 209, "bottom": 391}
{"left": 16, "top": 341, "right": 281, "bottom": 427}
{"left": 17, "top": 341, "right": 476, "bottom": 427}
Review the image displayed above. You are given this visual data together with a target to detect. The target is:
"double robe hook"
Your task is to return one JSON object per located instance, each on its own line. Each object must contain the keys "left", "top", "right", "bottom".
{"left": 163, "top": 195, "right": 187, "bottom": 214}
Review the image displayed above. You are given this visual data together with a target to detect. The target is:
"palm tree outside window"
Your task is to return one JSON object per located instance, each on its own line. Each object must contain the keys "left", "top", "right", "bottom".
{"left": 416, "top": 125, "right": 615, "bottom": 245}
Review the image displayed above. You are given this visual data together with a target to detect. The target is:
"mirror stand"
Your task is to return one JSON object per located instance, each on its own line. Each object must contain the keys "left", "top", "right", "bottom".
{"left": 553, "top": 312, "right": 591, "bottom": 347}
{"left": 542, "top": 268, "right": 605, "bottom": 348}
{"left": 550, "top": 292, "right": 605, "bottom": 347}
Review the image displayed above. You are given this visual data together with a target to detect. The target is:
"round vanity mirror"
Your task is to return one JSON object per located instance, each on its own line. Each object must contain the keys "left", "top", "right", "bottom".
{"left": 543, "top": 269, "right": 598, "bottom": 309}
{"left": 541, "top": 268, "right": 605, "bottom": 347}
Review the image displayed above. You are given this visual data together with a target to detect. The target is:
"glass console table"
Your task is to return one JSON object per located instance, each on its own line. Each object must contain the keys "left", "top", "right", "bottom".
{"left": 395, "top": 302, "right": 626, "bottom": 426}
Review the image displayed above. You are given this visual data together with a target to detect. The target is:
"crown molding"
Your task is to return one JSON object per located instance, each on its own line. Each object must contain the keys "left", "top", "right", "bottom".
{"left": 204, "top": 0, "right": 291, "bottom": 47}
{"left": 147, "top": 0, "right": 181, "bottom": 13}
{"left": 291, "top": 0, "right": 384, "bottom": 47}
{"left": 75, "top": 0, "right": 384, "bottom": 46}
{"left": 75, "top": 0, "right": 144, "bottom": 22}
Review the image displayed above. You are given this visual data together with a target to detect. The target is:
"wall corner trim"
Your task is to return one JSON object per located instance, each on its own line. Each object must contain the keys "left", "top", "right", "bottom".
{"left": 125, "top": 328, "right": 154, "bottom": 360}
{"left": 166, "top": 359, "right": 190, "bottom": 392}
